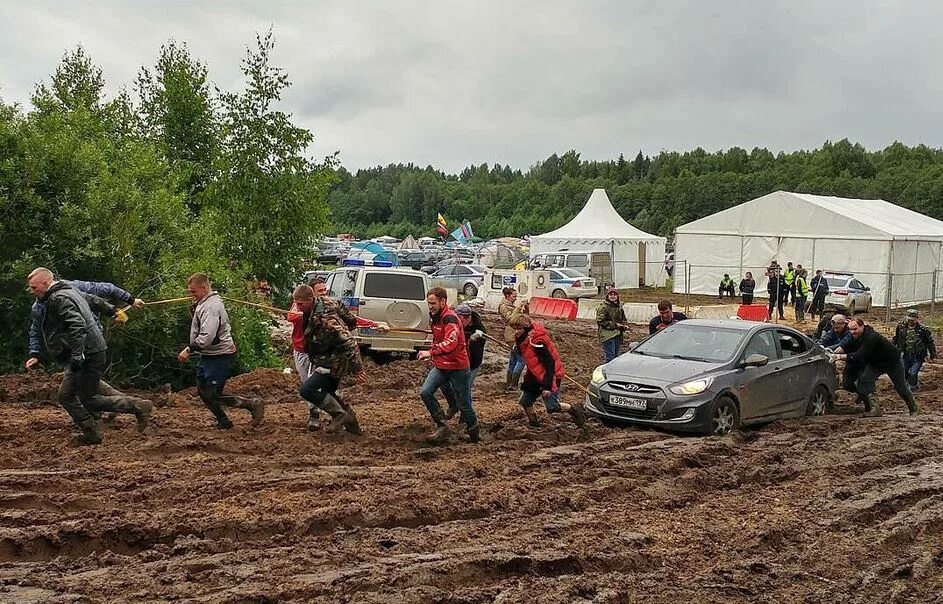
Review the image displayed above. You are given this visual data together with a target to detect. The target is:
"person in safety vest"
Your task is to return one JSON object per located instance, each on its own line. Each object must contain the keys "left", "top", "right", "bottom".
{"left": 783, "top": 262, "right": 797, "bottom": 305}
{"left": 794, "top": 269, "right": 811, "bottom": 323}
{"left": 718, "top": 274, "right": 736, "bottom": 300}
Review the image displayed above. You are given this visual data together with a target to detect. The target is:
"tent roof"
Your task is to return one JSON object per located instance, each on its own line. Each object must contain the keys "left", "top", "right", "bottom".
{"left": 532, "top": 189, "right": 664, "bottom": 242}
{"left": 676, "top": 191, "right": 943, "bottom": 240}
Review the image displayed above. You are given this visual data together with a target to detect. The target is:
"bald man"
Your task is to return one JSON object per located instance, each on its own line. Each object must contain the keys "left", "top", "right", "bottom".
{"left": 27, "top": 268, "right": 153, "bottom": 444}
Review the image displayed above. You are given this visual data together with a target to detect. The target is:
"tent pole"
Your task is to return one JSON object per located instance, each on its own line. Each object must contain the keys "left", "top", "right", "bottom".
{"left": 885, "top": 240, "right": 894, "bottom": 325}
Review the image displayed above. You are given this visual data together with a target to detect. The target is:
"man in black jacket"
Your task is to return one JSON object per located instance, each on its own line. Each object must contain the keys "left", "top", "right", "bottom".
{"left": 27, "top": 267, "right": 153, "bottom": 444}
{"left": 765, "top": 264, "right": 786, "bottom": 321}
{"left": 808, "top": 270, "right": 830, "bottom": 320}
{"left": 834, "top": 318, "right": 917, "bottom": 417}
{"left": 893, "top": 309, "right": 937, "bottom": 391}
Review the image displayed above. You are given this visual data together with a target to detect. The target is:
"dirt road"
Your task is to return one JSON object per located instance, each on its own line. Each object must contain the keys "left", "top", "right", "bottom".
{"left": 1, "top": 315, "right": 942, "bottom": 603}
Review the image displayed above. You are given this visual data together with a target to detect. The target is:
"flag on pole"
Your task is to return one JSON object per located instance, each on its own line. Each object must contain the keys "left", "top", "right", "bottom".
{"left": 461, "top": 221, "right": 474, "bottom": 240}
{"left": 451, "top": 226, "right": 466, "bottom": 243}
{"left": 436, "top": 213, "right": 447, "bottom": 236}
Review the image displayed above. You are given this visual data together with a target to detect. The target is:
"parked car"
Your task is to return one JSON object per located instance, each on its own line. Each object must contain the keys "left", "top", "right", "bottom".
{"left": 399, "top": 250, "right": 437, "bottom": 271}
{"left": 585, "top": 319, "right": 837, "bottom": 436}
{"left": 317, "top": 244, "right": 349, "bottom": 264}
{"left": 823, "top": 272, "right": 872, "bottom": 314}
{"left": 430, "top": 264, "right": 486, "bottom": 297}
{"left": 530, "top": 250, "right": 612, "bottom": 287}
{"left": 421, "top": 257, "right": 474, "bottom": 275}
{"left": 547, "top": 268, "right": 597, "bottom": 299}
{"left": 325, "top": 264, "right": 432, "bottom": 355}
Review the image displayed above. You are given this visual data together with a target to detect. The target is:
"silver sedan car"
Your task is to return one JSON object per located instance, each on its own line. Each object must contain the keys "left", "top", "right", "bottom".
{"left": 585, "top": 319, "right": 838, "bottom": 436}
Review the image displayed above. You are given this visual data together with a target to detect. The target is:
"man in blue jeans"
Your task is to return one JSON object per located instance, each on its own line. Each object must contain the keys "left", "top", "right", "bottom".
{"left": 893, "top": 309, "right": 936, "bottom": 391}
{"left": 417, "top": 287, "right": 480, "bottom": 443}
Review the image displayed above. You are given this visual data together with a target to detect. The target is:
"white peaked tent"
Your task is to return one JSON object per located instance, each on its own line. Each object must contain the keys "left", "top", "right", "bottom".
{"left": 529, "top": 189, "right": 667, "bottom": 288}
{"left": 398, "top": 235, "right": 418, "bottom": 250}
{"left": 673, "top": 191, "right": 943, "bottom": 305}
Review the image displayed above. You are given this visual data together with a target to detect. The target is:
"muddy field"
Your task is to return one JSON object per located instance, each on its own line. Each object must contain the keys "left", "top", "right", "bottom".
{"left": 1, "top": 314, "right": 942, "bottom": 603}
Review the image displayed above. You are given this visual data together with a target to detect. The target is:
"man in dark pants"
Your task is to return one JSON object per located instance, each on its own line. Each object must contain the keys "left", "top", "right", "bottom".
{"left": 26, "top": 267, "right": 152, "bottom": 444}
{"left": 178, "top": 273, "right": 264, "bottom": 429}
{"left": 766, "top": 264, "right": 786, "bottom": 321}
{"left": 893, "top": 309, "right": 937, "bottom": 391}
{"left": 834, "top": 318, "right": 917, "bottom": 417}
{"left": 417, "top": 287, "right": 480, "bottom": 443}
{"left": 297, "top": 284, "right": 363, "bottom": 434}
{"left": 808, "top": 270, "right": 830, "bottom": 321}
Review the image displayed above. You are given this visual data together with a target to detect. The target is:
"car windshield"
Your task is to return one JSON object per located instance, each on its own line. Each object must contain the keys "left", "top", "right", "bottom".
{"left": 555, "top": 268, "right": 585, "bottom": 279}
{"left": 633, "top": 324, "right": 745, "bottom": 363}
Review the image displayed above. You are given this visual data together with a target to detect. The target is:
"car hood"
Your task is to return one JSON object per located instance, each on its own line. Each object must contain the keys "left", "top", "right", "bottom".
{"left": 603, "top": 353, "right": 726, "bottom": 385}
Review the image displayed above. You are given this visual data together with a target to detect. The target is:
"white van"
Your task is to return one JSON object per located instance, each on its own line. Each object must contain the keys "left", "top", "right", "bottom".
{"left": 529, "top": 250, "right": 612, "bottom": 287}
{"left": 326, "top": 261, "right": 432, "bottom": 355}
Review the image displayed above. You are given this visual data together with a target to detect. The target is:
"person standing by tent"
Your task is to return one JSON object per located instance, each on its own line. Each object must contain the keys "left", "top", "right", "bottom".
{"left": 739, "top": 272, "right": 756, "bottom": 305}
{"left": 766, "top": 264, "right": 786, "bottom": 321}
{"left": 809, "top": 270, "right": 830, "bottom": 321}
{"left": 498, "top": 287, "right": 528, "bottom": 390}
{"left": 794, "top": 269, "right": 810, "bottom": 323}
{"left": 893, "top": 309, "right": 936, "bottom": 392}
{"left": 597, "top": 288, "right": 628, "bottom": 363}
{"left": 783, "top": 262, "right": 797, "bottom": 305}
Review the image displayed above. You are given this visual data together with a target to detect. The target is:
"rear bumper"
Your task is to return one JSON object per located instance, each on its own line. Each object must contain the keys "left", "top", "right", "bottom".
{"left": 355, "top": 334, "right": 431, "bottom": 352}
{"left": 567, "top": 287, "right": 597, "bottom": 299}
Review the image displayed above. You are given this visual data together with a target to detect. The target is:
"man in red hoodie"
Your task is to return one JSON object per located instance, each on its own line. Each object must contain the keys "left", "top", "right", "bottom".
{"left": 509, "top": 314, "right": 586, "bottom": 429}
{"left": 287, "top": 284, "right": 323, "bottom": 430}
{"left": 417, "top": 287, "right": 480, "bottom": 443}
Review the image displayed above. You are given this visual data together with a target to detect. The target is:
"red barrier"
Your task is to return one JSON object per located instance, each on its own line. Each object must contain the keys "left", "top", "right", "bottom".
{"left": 528, "top": 296, "right": 578, "bottom": 321}
{"left": 737, "top": 304, "right": 768, "bottom": 322}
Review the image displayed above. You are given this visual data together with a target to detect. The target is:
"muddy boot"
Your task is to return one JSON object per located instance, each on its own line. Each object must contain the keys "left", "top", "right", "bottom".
{"left": 861, "top": 395, "right": 882, "bottom": 417}
{"left": 307, "top": 406, "right": 322, "bottom": 431}
{"left": 320, "top": 395, "right": 350, "bottom": 434}
{"left": 77, "top": 418, "right": 103, "bottom": 445}
{"left": 133, "top": 399, "right": 153, "bottom": 433}
{"left": 524, "top": 407, "right": 541, "bottom": 428}
{"left": 905, "top": 393, "right": 918, "bottom": 417}
{"left": 430, "top": 422, "right": 452, "bottom": 442}
{"left": 510, "top": 371, "right": 522, "bottom": 391}
{"left": 466, "top": 422, "right": 481, "bottom": 443}
{"left": 334, "top": 396, "right": 362, "bottom": 435}
{"left": 568, "top": 403, "right": 587, "bottom": 429}
{"left": 247, "top": 399, "right": 265, "bottom": 427}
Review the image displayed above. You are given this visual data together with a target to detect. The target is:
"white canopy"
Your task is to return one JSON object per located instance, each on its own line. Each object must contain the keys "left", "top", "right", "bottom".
{"left": 673, "top": 191, "right": 943, "bottom": 305}
{"left": 529, "top": 189, "right": 667, "bottom": 288}
{"left": 398, "top": 235, "right": 418, "bottom": 250}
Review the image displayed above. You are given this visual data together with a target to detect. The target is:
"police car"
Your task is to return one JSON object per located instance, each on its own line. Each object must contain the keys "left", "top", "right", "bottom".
{"left": 822, "top": 272, "right": 872, "bottom": 314}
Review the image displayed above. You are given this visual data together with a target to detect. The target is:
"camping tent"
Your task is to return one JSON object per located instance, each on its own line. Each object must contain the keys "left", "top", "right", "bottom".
{"left": 673, "top": 191, "right": 943, "bottom": 305}
{"left": 347, "top": 241, "right": 399, "bottom": 265}
{"left": 477, "top": 240, "right": 526, "bottom": 268}
{"left": 399, "top": 235, "right": 418, "bottom": 250}
{"left": 529, "top": 189, "right": 667, "bottom": 288}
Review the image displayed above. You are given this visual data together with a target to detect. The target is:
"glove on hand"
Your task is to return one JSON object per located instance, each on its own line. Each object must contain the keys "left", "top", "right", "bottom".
{"left": 314, "top": 366, "right": 332, "bottom": 375}
{"left": 470, "top": 330, "right": 484, "bottom": 341}
{"left": 114, "top": 308, "right": 129, "bottom": 325}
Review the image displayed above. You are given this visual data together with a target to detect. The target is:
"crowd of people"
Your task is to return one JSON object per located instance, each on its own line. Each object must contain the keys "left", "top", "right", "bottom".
{"left": 714, "top": 260, "right": 832, "bottom": 324}
{"left": 24, "top": 267, "right": 591, "bottom": 446}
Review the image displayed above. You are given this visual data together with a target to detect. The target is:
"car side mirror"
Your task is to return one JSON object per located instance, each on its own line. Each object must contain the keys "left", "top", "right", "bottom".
{"left": 740, "top": 353, "right": 769, "bottom": 368}
{"left": 864, "top": 287, "right": 870, "bottom": 291}
{"left": 628, "top": 341, "right": 640, "bottom": 351}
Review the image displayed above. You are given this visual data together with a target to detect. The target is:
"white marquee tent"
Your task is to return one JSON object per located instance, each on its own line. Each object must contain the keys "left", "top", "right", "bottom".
{"left": 673, "top": 191, "right": 943, "bottom": 305}
{"left": 529, "top": 189, "right": 667, "bottom": 289}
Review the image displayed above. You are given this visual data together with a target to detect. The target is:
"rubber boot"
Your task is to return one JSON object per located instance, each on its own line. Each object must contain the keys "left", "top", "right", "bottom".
{"left": 510, "top": 371, "right": 522, "bottom": 391}
{"left": 224, "top": 388, "right": 264, "bottom": 427}
{"left": 307, "top": 406, "right": 322, "bottom": 431}
{"left": 334, "top": 395, "right": 362, "bottom": 435}
{"left": 77, "top": 418, "right": 103, "bottom": 445}
{"left": 904, "top": 393, "right": 918, "bottom": 417}
{"left": 430, "top": 422, "right": 452, "bottom": 442}
{"left": 524, "top": 407, "right": 541, "bottom": 428}
{"left": 320, "top": 395, "right": 352, "bottom": 434}
{"left": 466, "top": 422, "right": 481, "bottom": 443}
{"left": 861, "top": 395, "right": 882, "bottom": 417}
{"left": 133, "top": 399, "right": 153, "bottom": 433}
{"left": 198, "top": 381, "right": 232, "bottom": 429}
{"left": 568, "top": 403, "right": 587, "bottom": 429}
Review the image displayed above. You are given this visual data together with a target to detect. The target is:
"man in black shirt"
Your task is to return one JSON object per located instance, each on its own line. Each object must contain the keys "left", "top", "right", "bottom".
{"left": 834, "top": 318, "right": 917, "bottom": 417}
{"left": 649, "top": 300, "right": 687, "bottom": 334}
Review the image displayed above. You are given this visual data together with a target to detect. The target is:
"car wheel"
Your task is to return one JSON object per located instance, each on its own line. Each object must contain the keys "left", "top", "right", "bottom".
{"left": 848, "top": 301, "right": 856, "bottom": 315}
{"left": 463, "top": 283, "right": 478, "bottom": 297}
{"left": 551, "top": 289, "right": 567, "bottom": 299}
{"left": 706, "top": 396, "right": 740, "bottom": 436}
{"left": 865, "top": 299, "right": 872, "bottom": 313}
{"left": 806, "top": 385, "right": 830, "bottom": 416}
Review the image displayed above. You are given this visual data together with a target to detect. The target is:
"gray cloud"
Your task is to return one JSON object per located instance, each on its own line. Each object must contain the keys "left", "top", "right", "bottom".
{"left": 2, "top": 0, "right": 943, "bottom": 172}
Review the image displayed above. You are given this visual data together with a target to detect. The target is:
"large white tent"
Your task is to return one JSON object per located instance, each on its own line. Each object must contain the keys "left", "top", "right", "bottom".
{"left": 673, "top": 191, "right": 943, "bottom": 305}
{"left": 529, "top": 189, "right": 667, "bottom": 289}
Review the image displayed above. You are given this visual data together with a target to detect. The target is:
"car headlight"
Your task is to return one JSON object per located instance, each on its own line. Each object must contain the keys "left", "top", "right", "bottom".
{"left": 669, "top": 377, "right": 713, "bottom": 396}
{"left": 591, "top": 365, "right": 606, "bottom": 386}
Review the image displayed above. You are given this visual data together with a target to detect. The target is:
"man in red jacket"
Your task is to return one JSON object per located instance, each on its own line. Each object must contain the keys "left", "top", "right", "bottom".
{"left": 508, "top": 314, "right": 586, "bottom": 428}
{"left": 417, "top": 287, "right": 480, "bottom": 443}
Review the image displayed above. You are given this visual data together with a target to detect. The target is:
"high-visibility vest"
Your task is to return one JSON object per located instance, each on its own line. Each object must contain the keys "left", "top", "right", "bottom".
{"left": 796, "top": 276, "right": 810, "bottom": 297}
{"left": 784, "top": 269, "right": 796, "bottom": 285}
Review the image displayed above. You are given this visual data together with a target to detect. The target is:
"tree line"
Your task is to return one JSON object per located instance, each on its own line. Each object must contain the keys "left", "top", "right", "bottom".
{"left": 329, "top": 142, "right": 943, "bottom": 240}
{"left": 0, "top": 33, "right": 335, "bottom": 382}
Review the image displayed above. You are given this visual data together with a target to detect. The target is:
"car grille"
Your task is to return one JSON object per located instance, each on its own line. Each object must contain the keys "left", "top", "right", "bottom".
{"left": 608, "top": 381, "right": 661, "bottom": 394}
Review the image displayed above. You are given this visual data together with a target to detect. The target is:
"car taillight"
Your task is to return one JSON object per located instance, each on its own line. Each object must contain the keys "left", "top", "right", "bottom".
{"left": 834, "top": 289, "right": 848, "bottom": 296}
{"left": 572, "top": 280, "right": 582, "bottom": 287}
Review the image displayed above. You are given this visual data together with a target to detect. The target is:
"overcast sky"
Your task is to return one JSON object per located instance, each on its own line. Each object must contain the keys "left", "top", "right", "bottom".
{"left": 2, "top": 1, "right": 942, "bottom": 173}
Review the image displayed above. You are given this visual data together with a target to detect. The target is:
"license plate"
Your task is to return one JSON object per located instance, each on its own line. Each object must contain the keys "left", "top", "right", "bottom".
{"left": 609, "top": 395, "right": 647, "bottom": 410}
{"left": 359, "top": 327, "right": 380, "bottom": 336}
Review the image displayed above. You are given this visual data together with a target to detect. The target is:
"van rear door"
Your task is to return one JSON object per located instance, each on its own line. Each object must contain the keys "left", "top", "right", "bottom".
{"left": 357, "top": 271, "right": 432, "bottom": 352}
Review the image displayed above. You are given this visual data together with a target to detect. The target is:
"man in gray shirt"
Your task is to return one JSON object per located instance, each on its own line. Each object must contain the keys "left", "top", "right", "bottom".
{"left": 177, "top": 273, "right": 264, "bottom": 429}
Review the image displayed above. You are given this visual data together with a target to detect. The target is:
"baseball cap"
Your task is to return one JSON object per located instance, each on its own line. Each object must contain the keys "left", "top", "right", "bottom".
{"left": 454, "top": 303, "right": 472, "bottom": 316}
{"left": 906, "top": 309, "right": 919, "bottom": 318}
{"left": 831, "top": 314, "right": 847, "bottom": 324}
